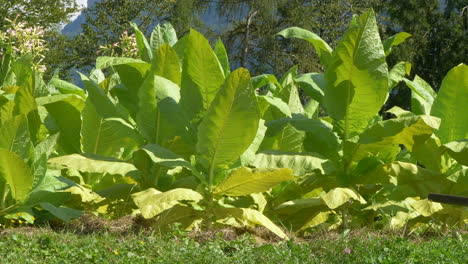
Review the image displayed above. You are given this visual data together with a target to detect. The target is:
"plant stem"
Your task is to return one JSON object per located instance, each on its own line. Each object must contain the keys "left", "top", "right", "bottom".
{"left": 1, "top": 184, "right": 9, "bottom": 209}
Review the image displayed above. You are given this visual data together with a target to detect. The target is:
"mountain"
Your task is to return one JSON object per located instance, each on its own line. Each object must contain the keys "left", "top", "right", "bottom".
{"left": 62, "top": 0, "right": 99, "bottom": 36}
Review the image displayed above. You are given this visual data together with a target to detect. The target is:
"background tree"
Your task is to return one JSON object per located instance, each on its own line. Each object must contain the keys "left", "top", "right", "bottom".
{"left": 0, "top": 0, "right": 79, "bottom": 29}
{"left": 380, "top": 0, "right": 467, "bottom": 109}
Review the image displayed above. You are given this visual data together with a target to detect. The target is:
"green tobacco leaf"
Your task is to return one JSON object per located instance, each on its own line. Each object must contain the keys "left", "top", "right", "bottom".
{"left": 299, "top": 211, "right": 331, "bottom": 231}
{"left": 447, "top": 168, "right": 468, "bottom": 196}
{"left": 152, "top": 44, "right": 181, "bottom": 86}
{"left": 388, "top": 62, "right": 410, "bottom": 90}
{"left": 386, "top": 106, "right": 414, "bottom": 118}
{"left": 410, "top": 199, "right": 443, "bottom": 217}
{"left": 36, "top": 94, "right": 85, "bottom": 154}
{"left": 320, "top": 187, "right": 366, "bottom": 209}
{"left": 324, "top": 10, "right": 388, "bottom": 138}
{"left": 0, "top": 98, "right": 15, "bottom": 124}
{"left": 295, "top": 73, "right": 325, "bottom": 104}
{"left": 441, "top": 140, "right": 468, "bottom": 166}
{"left": 13, "top": 84, "right": 41, "bottom": 144}
{"left": 132, "top": 188, "right": 203, "bottom": 219}
{"left": 350, "top": 156, "right": 386, "bottom": 184}
{"left": 130, "top": 22, "right": 153, "bottom": 62}
{"left": 0, "top": 114, "right": 32, "bottom": 160}
{"left": 214, "top": 167, "right": 294, "bottom": 196}
{"left": 265, "top": 120, "right": 305, "bottom": 152}
{"left": 279, "top": 73, "right": 303, "bottom": 116}
{"left": 213, "top": 207, "right": 287, "bottom": 239}
{"left": 240, "top": 119, "right": 267, "bottom": 165}
{"left": 253, "top": 150, "right": 336, "bottom": 176}
{"left": 359, "top": 115, "right": 440, "bottom": 151}
{"left": 65, "top": 185, "right": 103, "bottom": 204}
{"left": 137, "top": 144, "right": 193, "bottom": 169}
{"left": 383, "top": 32, "right": 411, "bottom": 56}
{"left": 136, "top": 74, "right": 182, "bottom": 144}
{"left": 34, "top": 133, "right": 59, "bottom": 162}
{"left": 39, "top": 203, "right": 82, "bottom": 222}
{"left": 180, "top": 29, "right": 225, "bottom": 121}
{"left": 251, "top": 74, "right": 280, "bottom": 90}
{"left": 404, "top": 75, "right": 436, "bottom": 115}
{"left": 150, "top": 23, "right": 177, "bottom": 50}
{"left": 431, "top": 64, "right": 468, "bottom": 143}
{"left": 277, "top": 27, "right": 332, "bottom": 66}
{"left": 214, "top": 39, "right": 230, "bottom": 76}
{"left": 411, "top": 135, "right": 444, "bottom": 172}
{"left": 0, "top": 149, "right": 34, "bottom": 202}
{"left": 153, "top": 205, "right": 201, "bottom": 230}
{"left": 275, "top": 198, "right": 323, "bottom": 215}
{"left": 80, "top": 74, "right": 126, "bottom": 120}
{"left": 49, "top": 77, "right": 85, "bottom": 98}
{"left": 197, "top": 68, "right": 260, "bottom": 171}
{"left": 95, "top": 57, "right": 148, "bottom": 70}
{"left": 292, "top": 119, "right": 340, "bottom": 160}
{"left": 387, "top": 162, "right": 450, "bottom": 199}
{"left": 109, "top": 61, "right": 151, "bottom": 116}
{"left": 48, "top": 154, "right": 138, "bottom": 176}
{"left": 81, "top": 99, "right": 142, "bottom": 159}
{"left": 257, "top": 95, "right": 291, "bottom": 117}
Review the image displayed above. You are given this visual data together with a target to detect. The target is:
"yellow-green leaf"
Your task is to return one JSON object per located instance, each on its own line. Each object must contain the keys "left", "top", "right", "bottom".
{"left": 214, "top": 167, "right": 294, "bottom": 196}
{"left": 0, "top": 149, "right": 34, "bottom": 202}
{"left": 320, "top": 188, "right": 366, "bottom": 209}
{"left": 132, "top": 188, "right": 203, "bottom": 219}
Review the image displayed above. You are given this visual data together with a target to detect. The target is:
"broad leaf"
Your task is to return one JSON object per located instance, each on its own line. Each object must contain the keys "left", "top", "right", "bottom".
{"left": 150, "top": 23, "right": 177, "bottom": 50}
{"left": 257, "top": 95, "right": 291, "bottom": 117}
{"left": 411, "top": 199, "right": 443, "bottom": 217}
{"left": 388, "top": 62, "right": 410, "bottom": 90}
{"left": 0, "top": 149, "right": 34, "bottom": 202}
{"left": 277, "top": 27, "right": 333, "bottom": 66}
{"left": 214, "top": 39, "right": 230, "bottom": 76}
{"left": 253, "top": 150, "right": 336, "bottom": 176}
{"left": 441, "top": 140, "right": 468, "bottom": 166}
{"left": 213, "top": 207, "right": 287, "bottom": 239}
{"left": 383, "top": 32, "right": 411, "bottom": 56}
{"left": 81, "top": 100, "right": 142, "bottom": 159}
{"left": 295, "top": 73, "right": 325, "bottom": 104}
{"left": 48, "top": 154, "right": 138, "bottom": 176}
{"left": 36, "top": 94, "right": 84, "bottom": 153}
{"left": 130, "top": 22, "right": 153, "bottom": 62}
{"left": 39, "top": 203, "right": 82, "bottom": 222}
{"left": 137, "top": 144, "right": 193, "bottom": 169}
{"left": 387, "top": 162, "right": 451, "bottom": 199}
{"left": 404, "top": 75, "right": 436, "bottom": 115}
{"left": 324, "top": 10, "right": 388, "bottom": 138}
{"left": 431, "top": 64, "right": 468, "bottom": 143}
{"left": 240, "top": 119, "right": 267, "bottom": 165}
{"left": 136, "top": 74, "right": 183, "bottom": 144}
{"left": 359, "top": 115, "right": 440, "bottom": 151}
{"left": 152, "top": 44, "right": 181, "bottom": 86}
{"left": 214, "top": 167, "right": 294, "bottom": 196}
{"left": 180, "top": 29, "right": 225, "bottom": 121}
{"left": 320, "top": 187, "right": 366, "bottom": 209}
{"left": 132, "top": 188, "right": 203, "bottom": 218}
{"left": 95, "top": 57, "right": 147, "bottom": 70}
{"left": 197, "top": 68, "right": 260, "bottom": 171}
{"left": 0, "top": 114, "right": 32, "bottom": 160}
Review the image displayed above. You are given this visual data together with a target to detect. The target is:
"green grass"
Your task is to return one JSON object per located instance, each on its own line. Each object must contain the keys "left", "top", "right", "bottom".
{"left": 0, "top": 229, "right": 466, "bottom": 264}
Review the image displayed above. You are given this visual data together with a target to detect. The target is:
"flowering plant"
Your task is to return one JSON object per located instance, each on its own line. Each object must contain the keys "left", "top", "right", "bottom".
{"left": 98, "top": 30, "right": 138, "bottom": 58}
{"left": 0, "top": 18, "right": 48, "bottom": 72}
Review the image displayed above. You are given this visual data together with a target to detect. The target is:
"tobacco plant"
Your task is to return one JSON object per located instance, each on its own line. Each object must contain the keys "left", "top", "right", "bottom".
{"left": 250, "top": 9, "right": 467, "bottom": 232}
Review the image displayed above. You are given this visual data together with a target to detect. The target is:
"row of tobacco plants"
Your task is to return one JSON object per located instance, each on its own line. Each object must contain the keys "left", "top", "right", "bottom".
{"left": 0, "top": 10, "right": 466, "bottom": 238}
